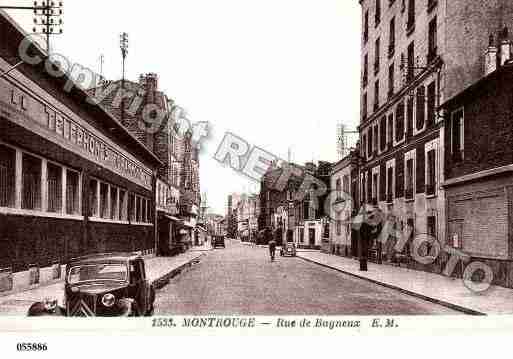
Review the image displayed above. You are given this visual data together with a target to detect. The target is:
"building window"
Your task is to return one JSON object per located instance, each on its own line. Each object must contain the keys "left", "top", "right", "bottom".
{"left": 368, "top": 128, "right": 373, "bottom": 157}
{"left": 0, "top": 144, "right": 16, "bottom": 208}
{"left": 427, "top": 81, "right": 436, "bottom": 127}
{"left": 374, "top": 80, "right": 380, "bottom": 111}
{"left": 364, "top": 10, "right": 369, "bottom": 43}
{"left": 336, "top": 219, "right": 342, "bottom": 236}
{"left": 343, "top": 175, "right": 350, "bottom": 194}
{"left": 22, "top": 153, "right": 42, "bottom": 211}
{"left": 372, "top": 172, "right": 378, "bottom": 203}
{"left": 388, "top": 17, "right": 395, "bottom": 58}
{"left": 300, "top": 227, "right": 305, "bottom": 243}
{"left": 363, "top": 54, "right": 368, "bottom": 88}
{"left": 407, "top": 0, "right": 415, "bottom": 32}
{"left": 362, "top": 92, "right": 368, "bottom": 121}
{"left": 374, "top": 38, "right": 380, "bottom": 74}
{"left": 451, "top": 109, "right": 464, "bottom": 161}
{"left": 135, "top": 196, "right": 141, "bottom": 222}
{"left": 387, "top": 113, "right": 394, "bottom": 146}
{"left": 120, "top": 189, "right": 128, "bottom": 221}
{"left": 66, "top": 169, "right": 80, "bottom": 215}
{"left": 387, "top": 166, "right": 394, "bottom": 203}
{"left": 428, "top": 17, "right": 437, "bottom": 63}
{"left": 336, "top": 178, "right": 342, "bottom": 200}
{"left": 90, "top": 179, "right": 98, "bottom": 217}
{"left": 405, "top": 158, "right": 414, "bottom": 199}
{"left": 407, "top": 96, "right": 414, "bottom": 138}
{"left": 362, "top": 134, "right": 367, "bottom": 158}
{"left": 427, "top": 215, "right": 436, "bottom": 238}
{"left": 407, "top": 41, "right": 415, "bottom": 82}
{"left": 110, "top": 186, "right": 119, "bottom": 220}
{"left": 47, "top": 163, "right": 62, "bottom": 213}
{"left": 416, "top": 85, "right": 425, "bottom": 130}
{"left": 426, "top": 149, "right": 436, "bottom": 195}
{"left": 380, "top": 116, "right": 387, "bottom": 151}
{"left": 100, "top": 182, "right": 109, "bottom": 219}
{"left": 373, "top": 125, "right": 379, "bottom": 153}
{"left": 388, "top": 63, "right": 394, "bottom": 98}
{"left": 395, "top": 102, "right": 404, "bottom": 142}
{"left": 375, "top": 0, "right": 381, "bottom": 26}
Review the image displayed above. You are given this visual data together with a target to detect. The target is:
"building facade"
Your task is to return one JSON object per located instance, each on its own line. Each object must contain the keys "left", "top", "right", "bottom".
{"left": 441, "top": 57, "right": 513, "bottom": 288}
{"left": 0, "top": 11, "right": 161, "bottom": 293}
{"left": 329, "top": 152, "right": 358, "bottom": 256}
{"left": 88, "top": 73, "right": 201, "bottom": 254}
{"left": 357, "top": 0, "right": 513, "bottom": 271}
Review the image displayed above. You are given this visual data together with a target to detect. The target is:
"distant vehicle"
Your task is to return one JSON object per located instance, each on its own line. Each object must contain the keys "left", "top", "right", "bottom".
{"left": 212, "top": 235, "right": 226, "bottom": 248}
{"left": 280, "top": 242, "right": 297, "bottom": 257}
{"left": 27, "top": 253, "right": 155, "bottom": 317}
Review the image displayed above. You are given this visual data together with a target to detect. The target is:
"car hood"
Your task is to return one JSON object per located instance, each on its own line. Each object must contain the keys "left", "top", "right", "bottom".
{"left": 68, "top": 282, "right": 128, "bottom": 295}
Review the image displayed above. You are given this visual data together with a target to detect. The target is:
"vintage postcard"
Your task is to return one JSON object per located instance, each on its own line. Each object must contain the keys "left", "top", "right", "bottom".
{"left": 0, "top": 0, "right": 513, "bottom": 354}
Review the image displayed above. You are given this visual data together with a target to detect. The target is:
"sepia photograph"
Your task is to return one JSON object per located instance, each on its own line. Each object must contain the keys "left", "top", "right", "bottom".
{"left": 0, "top": 0, "right": 513, "bottom": 352}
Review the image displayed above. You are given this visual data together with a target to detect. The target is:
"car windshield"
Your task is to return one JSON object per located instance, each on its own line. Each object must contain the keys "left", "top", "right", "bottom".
{"left": 67, "top": 263, "right": 128, "bottom": 284}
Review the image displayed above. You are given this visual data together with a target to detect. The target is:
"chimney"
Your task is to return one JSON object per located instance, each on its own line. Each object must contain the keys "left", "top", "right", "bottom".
{"left": 140, "top": 73, "right": 158, "bottom": 103}
{"left": 305, "top": 162, "right": 316, "bottom": 174}
{"left": 499, "top": 27, "right": 511, "bottom": 66}
{"left": 485, "top": 34, "right": 498, "bottom": 76}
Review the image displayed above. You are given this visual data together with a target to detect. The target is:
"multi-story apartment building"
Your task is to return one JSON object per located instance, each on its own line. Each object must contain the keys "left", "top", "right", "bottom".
{"left": 357, "top": 0, "right": 513, "bottom": 272}
{"left": 88, "top": 74, "right": 200, "bottom": 254}
{"left": 329, "top": 152, "right": 359, "bottom": 257}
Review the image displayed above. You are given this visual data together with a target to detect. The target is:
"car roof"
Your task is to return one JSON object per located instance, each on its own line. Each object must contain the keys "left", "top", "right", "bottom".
{"left": 68, "top": 252, "right": 142, "bottom": 265}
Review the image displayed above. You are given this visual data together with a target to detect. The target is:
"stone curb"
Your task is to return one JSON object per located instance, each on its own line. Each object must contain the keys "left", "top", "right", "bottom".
{"left": 151, "top": 254, "right": 204, "bottom": 290}
{"left": 297, "top": 255, "right": 486, "bottom": 316}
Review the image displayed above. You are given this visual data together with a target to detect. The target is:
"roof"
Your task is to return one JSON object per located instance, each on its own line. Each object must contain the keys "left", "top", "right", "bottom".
{"left": 441, "top": 62, "right": 513, "bottom": 110}
{"left": 0, "top": 10, "right": 162, "bottom": 168}
{"left": 69, "top": 252, "right": 142, "bottom": 265}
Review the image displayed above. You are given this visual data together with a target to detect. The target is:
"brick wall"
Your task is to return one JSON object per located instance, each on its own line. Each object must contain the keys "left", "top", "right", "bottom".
{"left": 445, "top": 68, "right": 513, "bottom": 179}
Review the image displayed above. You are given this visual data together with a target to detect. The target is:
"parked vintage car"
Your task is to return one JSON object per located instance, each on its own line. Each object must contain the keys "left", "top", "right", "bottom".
{"left": 212, "top": 235, "right": 226, "bottom": 248}
{"left": 280, "top": 242, "right": 297, "bottom": 257}
{"left": 27, "top": 253, "right": 155, "bottom": 317}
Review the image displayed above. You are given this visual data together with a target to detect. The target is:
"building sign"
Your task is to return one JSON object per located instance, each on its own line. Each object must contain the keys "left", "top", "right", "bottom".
{"left": 0, "top": 77, "right": 152, "bottom": 190}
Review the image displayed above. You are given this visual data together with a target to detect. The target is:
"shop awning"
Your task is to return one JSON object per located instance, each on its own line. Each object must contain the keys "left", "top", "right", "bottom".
{"left": 180, "top": 222, "right": 195, "bottom": 229}
{"left": 165, "top": 215, "right": 182, "bottom": 222}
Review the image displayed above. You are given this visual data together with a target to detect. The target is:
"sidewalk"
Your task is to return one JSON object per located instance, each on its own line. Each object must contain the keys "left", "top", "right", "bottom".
{"left": 297, "top": 251, "right": 513, "bottom": 315}
{"left": 0, "top": 251, "right": 204, "bottom": 316}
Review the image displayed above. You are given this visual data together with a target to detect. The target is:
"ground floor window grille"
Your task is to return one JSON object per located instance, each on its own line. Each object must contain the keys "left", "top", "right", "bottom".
{"left": 100, "top": 182, "right": 109, "bottom": 219}
{"left": 120, "top": 189, "right": 128, "bottom": 221}
{"left": 0, "top": 144, "right": 15, "bottom": 208}
{"left": 22, "top": 153, "right": 41, "bottom": 210}
{"left": 47, "top": 163, "right": 62, "bottom": 213}
{"left": 89, "top": 179, "right": 98, "bottom": 217}
{"left": 66, "top": 170, "right": 80, "bottom": 215}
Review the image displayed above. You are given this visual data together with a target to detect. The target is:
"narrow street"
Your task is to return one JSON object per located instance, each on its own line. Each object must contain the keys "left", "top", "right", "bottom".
{"left": 155, "top": 240, "right": 459, "bottom": 315}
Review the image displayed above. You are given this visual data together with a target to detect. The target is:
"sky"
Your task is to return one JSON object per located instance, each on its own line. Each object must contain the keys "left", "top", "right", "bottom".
{"left": 4, "top": 0, "right": 361, "bottom": 215}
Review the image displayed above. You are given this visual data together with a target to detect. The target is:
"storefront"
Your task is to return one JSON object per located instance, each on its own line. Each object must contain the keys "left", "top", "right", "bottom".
{"left": 0, "top": 12, "right": 161, "bottom": 293}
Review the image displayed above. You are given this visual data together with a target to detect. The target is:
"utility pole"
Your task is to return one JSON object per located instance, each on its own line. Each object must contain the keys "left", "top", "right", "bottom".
{"left": 119, "top": 32, "right": 128, "bottom": 125}
{"left": 0, "top": 1, "right": 63, "bottom": 53}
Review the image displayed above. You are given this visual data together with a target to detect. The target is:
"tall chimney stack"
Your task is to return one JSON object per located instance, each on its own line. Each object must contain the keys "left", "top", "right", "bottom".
{"left": 485, "top": 34, "right": 498, "bottom": 76}
{"left": 500, "top": 27, "right": 511, "bottom": 66}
